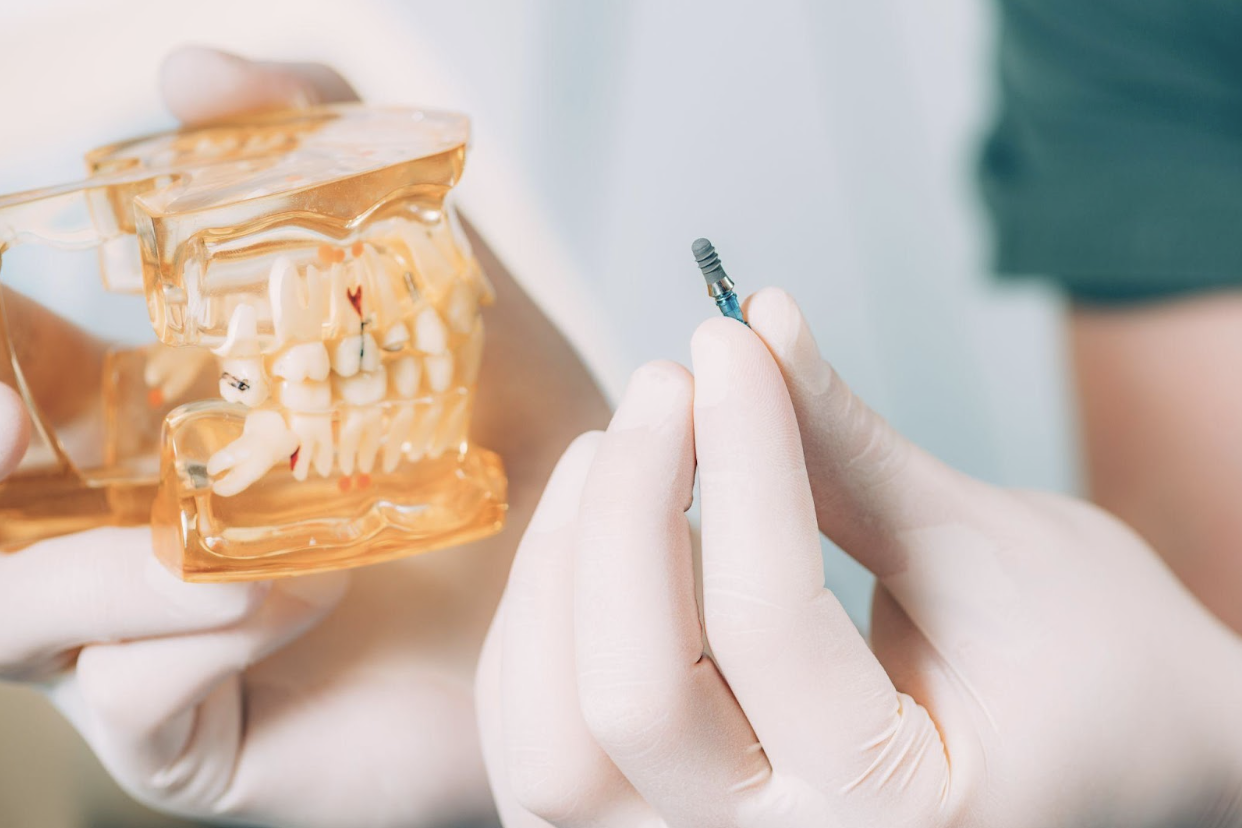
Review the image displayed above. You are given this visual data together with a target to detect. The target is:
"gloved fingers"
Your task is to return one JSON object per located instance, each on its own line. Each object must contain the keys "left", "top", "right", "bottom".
{"left": 498, "top": 432, "right": 653, "bottom": 827}
{"left": 51, "top": 572, "right": 348, "bottom": 811}
{"left": 574, "top": 361, "right": 772, "bottom": 827}
{"left": 161, "top": 46, "right": 359, "bottom": 126}
{"left": 0, "top": 381, "right": 31, "bottom": 480}
{"left": 691, "top": 318, "right": 947, "bottom": 801}
{"left": 743, "top": 287, "right": 1000, "bottom": 582}
{"left": 0, "top": 527, "right": 270, "bottom": 681}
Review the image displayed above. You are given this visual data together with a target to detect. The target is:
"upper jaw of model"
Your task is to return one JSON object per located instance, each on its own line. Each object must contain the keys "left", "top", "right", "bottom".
{"left": 204, "top": 244, "right": 480, "bottom": 496}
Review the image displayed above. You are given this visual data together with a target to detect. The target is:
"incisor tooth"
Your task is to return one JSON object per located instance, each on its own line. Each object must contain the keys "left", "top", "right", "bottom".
{"left": 270, "top": 256, "right": 325, "bottom": 345}
{"left": 425, "top": 353, "right": 454, "bottom": 393}
{"left": 390, "top": 355, "right": 421, "bottom": 398}
{"left": 339, "top": 407, "right": 384, "bottom": 475}
{"left": 207, "top": 409, "right": 298, "bottom": 496}
{"left": 414, "top": 306, "right": 449, "bottom": 354}
{"left": 272, "top": 341, "right": 330, "bottom": 382}
{"left": 288, "top": 413, "right": 334, "bottom": 480}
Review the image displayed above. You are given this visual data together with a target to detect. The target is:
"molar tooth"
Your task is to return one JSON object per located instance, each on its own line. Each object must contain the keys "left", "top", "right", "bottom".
{"left": 383, "top": 404, "right": 415, "bottom": 472}
{"left": 334, "top": 366, "right": 388, "bottom": 406}
{"left": 207, "top": 409, "right": 298, "bottom": 496}
{"left": 218, "top": 357, "right": 269, "bottom": 407}
{"left": 288, "top": 413, "right": 334, "bottom": 479}
{"left": 425, "top": 353, "right": 454, "bottom": 393}
{"left": 331, "top": 334, "right": 380, "bottom": 377}
{"left": 270, "top": 256, "right": 324, "bottom": 345}
{"left": 272, "top": 341, "right": 330, "bottom": 382}
{"left": 278, "top": 378, "right": 332, "bottom": 412}
{"left": 339, "top": 408, "right": 384, "bottom": 475}
{"left": 391, "top": 355, "right": 422, "bottom": 398}
{"left": 413, "top": 306, "right": 449, "bottom": 354}
{"left": 445, "top": 282, "right": 479, "bottom": 333}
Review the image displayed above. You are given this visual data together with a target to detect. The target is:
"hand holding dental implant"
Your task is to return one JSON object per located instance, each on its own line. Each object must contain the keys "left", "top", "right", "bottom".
{"left": 478, "top": 276, "right": 1242, "bottom": 827}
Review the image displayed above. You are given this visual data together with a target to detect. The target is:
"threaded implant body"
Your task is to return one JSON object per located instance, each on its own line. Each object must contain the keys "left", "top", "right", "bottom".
{"left": 692, "top": 238, "right": 747, "bottom": 325}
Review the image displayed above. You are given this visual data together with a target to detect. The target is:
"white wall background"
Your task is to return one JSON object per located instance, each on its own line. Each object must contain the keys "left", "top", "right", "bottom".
{"left": 0, "top": 1, "right": 1077, "bottom": 824}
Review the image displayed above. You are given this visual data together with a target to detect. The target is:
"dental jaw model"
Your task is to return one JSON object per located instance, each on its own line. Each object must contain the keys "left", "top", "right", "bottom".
{"left": 0, "top": 106, "right": 506, "bottom": 581}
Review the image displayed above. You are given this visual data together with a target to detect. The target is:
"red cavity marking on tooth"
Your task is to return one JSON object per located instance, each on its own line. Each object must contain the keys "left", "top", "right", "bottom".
{"left": 347, "top": 285, "right": 364, "bottom": 316}
{"left": 289, "top": 447, "right": 300, "bottom": 471}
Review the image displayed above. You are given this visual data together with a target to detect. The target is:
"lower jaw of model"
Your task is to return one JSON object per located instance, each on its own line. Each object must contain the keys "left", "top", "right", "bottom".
{"left": 148, "top": 241, "right": 506, "bottom": 582}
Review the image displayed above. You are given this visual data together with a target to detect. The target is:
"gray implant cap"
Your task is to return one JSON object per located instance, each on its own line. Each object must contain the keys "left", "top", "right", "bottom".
{"left": 692, "top": 237, "right": 726, "bottom": 284}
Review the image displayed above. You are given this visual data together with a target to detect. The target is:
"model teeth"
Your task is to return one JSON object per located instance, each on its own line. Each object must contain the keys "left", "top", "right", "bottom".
{"left": 288, "top": 412, "right": 333, "bottom": 480}
{"left": 208, "top": 410, "right": 299, "bottom": 496}
{"left": 330, "top": 333, "right": 380, "bottom": 377}
{"left": 272, "top": 341, "right": 330, "bottom": 382}
{"left": 383, "top": 404, "right": 416, "bottom": 473}
{"left": 339, "top": 407, "right": 384, "bottom": 475}
{"left": 390, "top": 355, "right": 421, "bottom": 399}
{"left": 414, "top": 306, "right": 449, "bottom": 354}
{"left": 445, "top": 282, "right": 478, "bottom": 334}
{"left": 270, "top": 256, "right": 325, "bottom": 345}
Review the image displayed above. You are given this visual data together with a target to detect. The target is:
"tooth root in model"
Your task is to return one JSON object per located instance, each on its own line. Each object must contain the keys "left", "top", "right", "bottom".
{"left": 335, "top": 366, "right": 387, "bottom": 475}
{"left": 327, "top": 261, "right": 361, "bottom": 335}
{"left": 430, "top": 394, "right": 469, "bottom": 459}
{"left": 445, "top": 281, "right": 479, "bottom": 334}
{"left": 457, "top": 321, "right": 484, "bottom": 386}
{"left": 288, "top": 412, "right": 333, "bottom": 480}
{"left": 406, "top": 400, "right": 442, "bottom": 462}
{"left": 270, "top": 256, "right": 325, "bottom": 346}
{"left": 213, "top": 304, "right": 270, "bottom": 407}
{"left": 207, "top": 409, "right": 300, "bottom": 496}
{"left": 359, "top": 250, "right": 402, "bottom": 329}
{"left": 382, "top": 354, "right": 422, "bottom": 473}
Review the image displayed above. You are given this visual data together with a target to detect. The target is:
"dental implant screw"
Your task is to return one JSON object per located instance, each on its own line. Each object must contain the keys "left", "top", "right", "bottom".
{"left": 692, "top": 237, "right": 747, "bottom": 325}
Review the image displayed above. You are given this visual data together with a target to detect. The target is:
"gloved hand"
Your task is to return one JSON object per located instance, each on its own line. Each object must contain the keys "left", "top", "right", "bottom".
{"left": 477, "top": 287, "right": 1242, "bottom": 828}
{"left": 0, "top": 46, "right": 609, "bottom": 827}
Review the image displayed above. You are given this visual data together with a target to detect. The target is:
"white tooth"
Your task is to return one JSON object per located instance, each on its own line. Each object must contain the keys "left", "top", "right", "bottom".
{"left": 334, "top": 366, "right": 387, "bottom": 406}
{"left": 425, "top": 353, "right": 454, "bottom": 393}
{"left": 218, "top": 357, "right": 269, "bottom": 407}
{"left": 207, "top": 409, "right": 298, "bottom": 496}
{"left": 445, "top": 281, "right": 478, "bottom": 333}
{"left": 288, "top": 412, "right": 334, "bottom": 480}
{"left": 270, "top": 256, "right": 325, "bottom": 345}
{"left": 431, "top": 394, "right": 469, "bottom": 458}
{"left": 390, "top": 355, "right": 421, "bottom": 398}
{"left": 327, "top": 262, "right": 363, "bottom": 335}
{"left": 272, "top": 341, "right": 330, "bottom": 382}
{"left": 458, "top": 321, "right": 485, "bottom": 386}
{"left": 383, "top": 404, "right": 415, "bottom": 472}
{"left": 213, "top": 303, "right": 262, "bottom": 358}
{"left": 406, "top": 400, "right": 442, "bottom": 462}
{"left": 278, "top": 378, "right": 332, "bottom": 412}
{"left": 331, "top": 333, "right": 380, "bottom": 377}
{"left": 362, "top": 247, "right": 404, "bottom": 327}
{"left": 339, "top": 407, "right": 384, "bottom": 475}
{"left": 382, "top": 322, "right": 410, "bottom": 350}
{"left": 413, "top": 306, "right": 449, "bottom": 354}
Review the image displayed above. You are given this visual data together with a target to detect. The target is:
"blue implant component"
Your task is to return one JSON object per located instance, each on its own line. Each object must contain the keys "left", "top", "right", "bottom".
{"left": 691, "top": 237, "right": 747, "bottom": 326}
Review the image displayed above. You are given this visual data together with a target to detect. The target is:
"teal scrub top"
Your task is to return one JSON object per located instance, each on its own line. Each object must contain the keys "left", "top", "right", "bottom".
{"left": 978, "top": 0, "right": 1242, "bottom": 304}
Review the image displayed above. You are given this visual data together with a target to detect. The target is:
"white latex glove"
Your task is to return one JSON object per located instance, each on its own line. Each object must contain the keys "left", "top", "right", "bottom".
{"left": 3, "top": 46, "right": 611, "bottom": 827}
{"left": 477, "top": 287, "right": 1242, "bottom": 828}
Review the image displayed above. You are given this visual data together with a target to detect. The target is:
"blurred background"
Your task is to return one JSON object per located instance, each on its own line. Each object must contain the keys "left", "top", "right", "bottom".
{"left": 0, "top": 0, "right": 1076, "bottom": 824}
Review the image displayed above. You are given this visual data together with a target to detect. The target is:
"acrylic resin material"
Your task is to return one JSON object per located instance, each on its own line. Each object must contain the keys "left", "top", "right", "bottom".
{"left": 0, "top": 106, "right": 506, "bottom": 581}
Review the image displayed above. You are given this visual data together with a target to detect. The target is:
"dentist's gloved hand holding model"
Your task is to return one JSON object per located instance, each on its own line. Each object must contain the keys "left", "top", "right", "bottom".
{"left": 478, "top": 287, "right": 1242, "bottom": 828}
{"left": 0, "top": 49, "right": 609, "bottom": 827}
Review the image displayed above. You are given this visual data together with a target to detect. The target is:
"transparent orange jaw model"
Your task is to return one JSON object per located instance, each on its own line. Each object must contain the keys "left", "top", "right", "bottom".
{"left": 0, "top": 106, "right": 506, "bottom": 581}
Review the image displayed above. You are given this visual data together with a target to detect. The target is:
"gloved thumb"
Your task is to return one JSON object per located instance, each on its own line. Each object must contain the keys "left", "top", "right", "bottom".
{"left": 744, "top": 287, "right": 997, "bottom": 581}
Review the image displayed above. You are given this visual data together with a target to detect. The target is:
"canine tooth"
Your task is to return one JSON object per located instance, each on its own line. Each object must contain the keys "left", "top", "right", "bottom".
{"left": 413, "top": 306, "right": 449, "bottom": 354}
{"left": 270, "top": 256, "right": 325, "bottom": 345}
{"left": 383, "top": 404, "right": 415, "bottom": 472}
{"left": 278, "top": 378, "right": 332, "bottom": 412}
{"left": 339, "top": 407, "right": 384, "bottom": 475}
{"left": 272, "top": 341, "right": 330, "bottom": 382}
{"left": 218, "top": 357, "right": 269, "bottom": 407}
{"left": 445, "top": 282, "right": 478, "bottom": 333}
{"left": 390, "top": 355, "right": 421, "bottom": 398}
{"left": 425, "top": 353, "right": 454, "bottom": 393}
{"left": 458, "top": 321, "right": 485, "bottom": 386}
{"left": 334, "top": 367, "right": 387, "bottom": 406}
{"left": 288, "top": 412, "right": 334, "bottom": 480}
{"left": 207, "top": 409, "right": 298, "bottom": 496}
